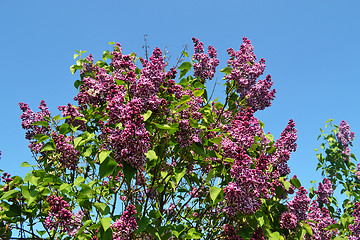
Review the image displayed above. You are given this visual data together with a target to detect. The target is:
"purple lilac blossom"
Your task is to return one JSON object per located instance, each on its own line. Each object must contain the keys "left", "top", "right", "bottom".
{"left": 58, "top": 103, "right": 86, "bottom": 131}
{"left": 246, "top": 75, "right": 276, "bottom": 112}
{"left": 192, "top": 37, "right": 219, "bottom": 82}
{"left": 337, "top": 120, "right": 355, "bottom": 161}
{"left": 270, "top": 119, "right": 298, "bottom": 179}
{"left": 44, "top": 195, "right": 73, "bottom": 232}
{"left": 287, "top": 186, "right": 311, "bottom": 222}
{"left": 224, "top": 164, "right": 269, "bottom": 215}
{"left": 222, "top": 224, "right": 241, "bottom": 240}
{"left": 280, "top": 211, "right": 298, "bottom": 229}
{"left": 356, "top": 163, "right": 360, "bottom": 180}
{"left": 111, "top": 204, "right": 138, "bottom": 240}
{"left": 52, "top": 133, "right": 80, "bottom": 170}
{"left": 349, "top": 202, "right": 360, "bottom": 239}
{"left": 315, "top": 178, "right": 333, "bottom": 205}
{"left": 19, "top": 100, "right": 51, "bottom": 153}
{"left": 305, "top": 201, "right": 336, "bottom": 240}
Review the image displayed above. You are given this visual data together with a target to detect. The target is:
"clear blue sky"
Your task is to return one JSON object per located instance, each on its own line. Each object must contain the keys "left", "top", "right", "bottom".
{"left": 0, "top": 0, "right": 359, "bottom": 191}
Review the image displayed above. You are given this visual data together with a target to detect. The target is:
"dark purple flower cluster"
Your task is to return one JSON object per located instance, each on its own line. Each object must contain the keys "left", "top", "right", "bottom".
{"left": 246, "top": 75, "right": 276, "bottom": 112}
{"left": 1, "top": 172, "right": 13, "bottom": 191}
{"left": 222, "top": 224, "right": 241, "bottom": 240}
{"left": 44, "top": 195, "right": 73, "bottom": 232}
{"left": 107, "top": 97, "right": 150, "bottom": 169}
{"left": 192, "top": 37, "right": 219, "bottom": 82}
{"left": 225, "top": 37, "right": 275, "bottom": 112}
{"left": 68, "top": 210, "right": 84, "bottom": 237}
{"left": 111, "top": 204, "right": 138, "bottom": 240}
{"left": 356, "top": 163, "right": 360, "bottom": 180}
{"left": 58, "top": 103, "right": 86, "bottom": 131}
{"left": 287, "top": 186, "right": 311, "bottom": 222}
{"left": 271, "top": 119, "right": 298, "bottom": 179}
{"left": 315, "top": 178, "right": 333, "bottom": 205}
{"left": 337, "top": 120, "right": 355, "bottom": 161}
{"left": 112, "top": 43, "right": 137, "bottom": 84}
{"left": 305, "top": 201, "right": 336, "bottom": 240}
{"left": 52, "top": 133, "right": 80, "bottom": 170}
{"left": 224, "top": 161, "right": 269, "bottom": 215}
{"left": 280, "top": 211, "right": 298, "bottom": 229}
{"left": 19, "top": 100, "right": 51, "bottom": 153}
{"left": 75, "top": 61, "right": 116, "bottom": 109}
{"left": 349, "top": 202, "right": 360, "bottom": 239}
{"left": 224, "top": 107, "right": 264, "bottom": 150}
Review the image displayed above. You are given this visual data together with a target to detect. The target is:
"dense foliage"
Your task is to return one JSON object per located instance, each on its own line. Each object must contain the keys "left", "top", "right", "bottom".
{"left": 0, "top": 37, "right": 359, "bottom": 239}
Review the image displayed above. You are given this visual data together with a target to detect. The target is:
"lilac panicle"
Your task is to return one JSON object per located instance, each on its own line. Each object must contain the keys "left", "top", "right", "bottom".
{"left": 111, "top": 204, "right": 138, "bottom": 240}
{"left": 337, "top": 120, "right": 355, "bottom": 161}
{"left": 287, "top": 186, "right": 311, "bottom": 222}
{"left": 315, "top": 178, "right": 333, "bottom": 205}
{"left": 19, "top": 100, "right": 51, "bottom": 153}
{"left": 192, "top": 37, "right": 219, "bottom": 82}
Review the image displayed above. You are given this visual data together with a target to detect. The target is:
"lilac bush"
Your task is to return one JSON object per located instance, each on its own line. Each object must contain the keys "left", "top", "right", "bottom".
{"left": 0, "top": 37, "right": 359, "bottom": 240}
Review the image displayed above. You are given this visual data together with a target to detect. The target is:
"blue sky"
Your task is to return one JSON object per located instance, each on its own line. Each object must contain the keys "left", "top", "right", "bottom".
{"left": 0, "top": 0, "right": 359, "bottom": 191}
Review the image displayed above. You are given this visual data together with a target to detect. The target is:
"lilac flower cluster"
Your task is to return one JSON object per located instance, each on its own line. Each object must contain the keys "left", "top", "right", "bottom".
{"left": 245, "top": 75, "right": 276, "bottom": 112}
{"left": 52, "top": 133, "right": 80, "bottom": 170}
{"left": 280, "top": 211, "right": 298, "bottom": 229}
{"left": 271, "top": 119, "right": 298, "bottom": 179}
{"left": 305, "top": 201, "right": 336, "bottom": 240}
{"left": 75, "top": 58, "right": 116, "bottom": 109}
{"left": 222, "top": 224, "right": 241, "bottom": 240}
{"left": 112, "top": 43, "right": 137, "bottom": 84}
{"left": 1, "top": 172, "right": 13, "bottom": 191}
{"left": 287, "top": 187, "right": 311, "bottom": 222}
{"left": 224, "top": 163, "right": 269, "bottom": 215}
{"left": 337, "top": 120, "right": 355, "bottom": 161}
{"left": 44, "top": 195, "right": 73, "bottom": 232}
{"left": 223, "top": 107, "right": 264, "bottom": 151}
{"left": 58, "top": 103, "right": 86, "bottom": 131}
{"left": 111, "top": 204, "right": 138, "bottom": 240}
{"left": 192, "top": 37, "right": 219, "bottom": 82}
{"left": 19, "top": 100, "right": 51, "bottom": 153}
{"left": 225, "top": 37, "right": 275, "bottom": 112}
{"left": 356, "top": 163, "right": 360, "bottom": 180}
{"left": 68, "top": 210, "right": 84, "bottom": 237}
{"left": 106, "top": 97, "right": 150, "bottom": 169}
{"left": 174, "top": 88, "right": 204, "bottom": 148}
{"left": 315, "top": 178, "right": 333, "bottom": 205}
{"left": 349, "top": 202, "right": 360, "bottom": 239}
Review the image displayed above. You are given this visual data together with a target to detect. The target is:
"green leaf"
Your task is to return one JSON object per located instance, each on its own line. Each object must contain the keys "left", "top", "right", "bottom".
{"left": 101, "top": 217, "right": 112, "bottom": 231}
{"left": 143, "top": 110, "right": 152, "bottom": 121}
{"left": 192, "top": 142, "right": 205, "bottom": 157}
{"left": 183, "top": 51, "right": 189, "bottom": 57}
{"left": 77, "top": 220, "right": 93, "bottom": 236}
{"left": 210, "top": 186, "right": 221, "bottom": 204}
{"left": 1, "top": 189, "right": 19, "bottom": 200}
{"left": 123, "top": 161, "right": 137, "bottom": 183}
{"left": 153, "top": 123, "right": 172, "bottom": 130}
{"left": 174, "top": 168, "right": 186, "bottom": 185}
{"left": 184, "top": 228, "right": 202, "bottom": 239}
{"left": 20, "top": 162, "right": 31, "bottom": 167}
{"left": 268, "top": 231, "right": 284, "bottom": 240}
{"left": 145, "top": 150, "right": 157, "bottom": 160}
{"left": 94, "top": 203, "right": 110, "bottom": 215}
{"left": 219, "top": 67, "right": 233, "bottom": 74}
{"left": 302, "top": 222, "right": 313, "bottom": 236}
{"left": 193, "top": 89, "right": 204, "bottom": 97}
{"left": 74, "top": 176, "right": 85, "bottom": 186}
{"left": 31, "top": 121, "right": 49, "bottom": 127}
{"left": 206, "top": 169, "right": 216, "bottom": 183}
{"left": 180, "top": 69, "right": 189, "bottom": 79}
{"left": 290, "top": 178, "right": 302, "bottom": 189}
{"left": 178, "top": 62, "right": 192, "bottom": 70}
{"left": 41, "top": 141, "right": 55, "bottom": 152}
{"left": 177, "top": 95, "right": 191, "bottom": 105}
{"left": 208, "top": 137, "right": 222, "bottom": 145}
{"left": 99, "top": 158, "right": 117, "bottom": 179}
{"left": 59, "top": 122, "right": 70, "bottom": 135}
{"left": 99, "top": 150, "right": 111, "bottom": 164}
{"left": 74, "top": 80, "right": 83, "bottom": 89}
{"left": 135, "top": 217, "right": 150, "bottom": 233}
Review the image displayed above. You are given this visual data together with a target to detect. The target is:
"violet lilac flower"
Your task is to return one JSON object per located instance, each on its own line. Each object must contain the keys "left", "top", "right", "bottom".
{"left": 111, "top": 204, "right": 138, "bottom": 240}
